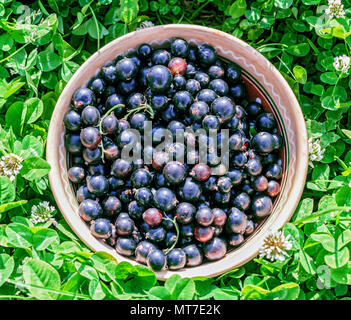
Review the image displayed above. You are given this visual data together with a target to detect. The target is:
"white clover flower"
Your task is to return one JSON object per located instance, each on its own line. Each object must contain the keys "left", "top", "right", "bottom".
{"left": 333, "top": 54, "right": 350, "bottom": 73}
{"left": 29, "top": 201, "right": 56, "bottom": 224}
{"left": 308, "top": 138, "right": 325, "bottom": 168}
{"left": 326, "top": 0, "right": 345, "bottom": 18}
{"left": 0, "top": 153, "right": 23, "bottom": 181}
{"left": 136, "top": 21, "right": 155, "bottom": 30}
{"left": 259, "top": 230, "right": 293, "bottom": 262}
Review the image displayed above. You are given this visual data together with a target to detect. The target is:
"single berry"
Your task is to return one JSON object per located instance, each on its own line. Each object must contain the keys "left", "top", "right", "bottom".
{"left": 78, "top": 199, "right": 102, "bottom": 221}
{"left": 167, "top": 249, "right": 186, "bottom": 270}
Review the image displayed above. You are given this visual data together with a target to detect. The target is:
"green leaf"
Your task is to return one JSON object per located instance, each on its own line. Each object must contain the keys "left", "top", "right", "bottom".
{"left": 311, "top": 232, "right": 335, "bottom": 252}
{"left": 0, "top": 200, "right": 27, "bottom": 213}
{"left": 228, "top": 0, "right": 247, "bottom": 19}
{"left": 75, "top": 261, "right": 99, "bottom": 280}
{"left": 337, "top": 230, "right": 351, "bottom": 250}
{"left": 24, "top": 98, "right": 43, "bottom": 124}
{"left": 5, "top": 223, "right": 32, "bottom": 248}
{"left": 0, "top": 34, "right": 14, "bottom": 52}
{"left": 89, "top": 279, "right": 106, "bottom": 300}
{"left": 284, "top": 223, "right": 303, "bottom": 249}
{"left": 335, "top": 186, "right": 351, "bottom": 206}
{"left": 325, "top": 247, "right": 349, "bottom": 269}
{"left": 0, "top": 254, "right": 14, "bottom": 287}
{"left": 286, "top": 43, "right": 310, "bottom": 57}
{"left": 119, "top": 0, "right": 139, "bottom": 24}
{"left": 21, "top": 135, "right": 43, "bottom": 159}
{"left": 269, "top": 283, "right": 300, "bottom": 300}
{"left": 292, "top": 198, "right": 313, "bottom": 221}
{"left": 20, "top": 157, "right": 51, "bottom": 181}
{"left": 298, "top": 249, "right": 316, "bottom": 275}
{"left": 32, "top": 228, "right": 60, "bottom": 251}
{"left": 274, "top": 0, "right": 293, "bottom": 9}
{"left": 0, "top": 176, "right": 15, "bottom": 204}
{"left": 320, "top": 72, "right": 338, "bottom": 85}
{"left": 293, "top": 65, "right": 307, "bottom": 84}
{"left": 171, "top": 278, "right": 195, "bottom": 300}
{"left": 37, "top": 49, "right": 62, "bottom": 72}
{"left": 330, "top": 262, "right": 351, "bottom": 285}
{"left": 242, "top": 284, "right": 269, "bottom": 300}
{"left": 149, "top": 286, "right": 171, "bottom": 300}
{"left": 23, "top": 259, "right": 61, "bottom": 300}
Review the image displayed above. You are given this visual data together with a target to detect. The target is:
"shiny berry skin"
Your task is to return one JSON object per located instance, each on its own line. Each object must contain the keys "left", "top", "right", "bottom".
{"left": 180, "top": 223, "right": 194, "bottom": 238}
{"left": 246, "top": 101, "right": 263, "bottom": 118}
{"left": 117, "top": 78, "right": 137, "bottom": 95}
{"left": 189, "top": 101, "right": 209, "bottom": 122}
{"left": 76, "top": 185, "right": 96, "bottom": 202}
{"left": 233, "top": 152, "right": 248, "bottom": 167}
{"left": 256, "top": 113, "right": 276, "bottom": 132}
{"left": 227, "top": 207, "right": 248, "bottom": 234}
{"left": 197, "top": 43, "right": 217, "bottom": 66}
{"left": 185, "top": 79, "right": 201, "bottom": 95}
{"left": 90, "top": 218, "right": 112, "bottom": 239}
{"left": 229, "top": 132, "right": 244, "bottom": 151}
{"left": 73, "top": 87, "right": 95, "bottom": 109}
{"left": 82, "top": 147, "right": 101, "bottom": 164}
{"left": 229, "top": 83, "right": 246, "bottom": 100}
{"left": 102, "top": 65, "right": 118, "bottom": 84}
{"left": 170, "top": 37, "right": 189, "bottom": 57}
{"left": 226, "top": 169, "right": 243, "bottom": 185}
{"left": 146, "top": 227, "right": 166, "bottom": 243}
{"left": 164, "top": 231, "right": 177, "bottom": 248}
{"left": 117, "top": 130, "right": 138, "bottom": 149}
{"left": 208, "top": 65, "right": 225, "bottom": 79}
{"left": 267, "top": 180, "right": 280, "bottom": 197}
{"left": 152, "top": 49, "right": 171, "bottom": 65}
{"left": 147, "top": 249, "right": 166, "bottom": 271}
{"left": 202, "top": 115, "right": 220, "bottom": 131}
{"left": 78, "top": 199, "right": 102, "bottom": 221}
{"left": 211, "top": 96, "right": 235, "bottom": 122}
{"left": 105, "top": 93, "right": 125, "bottom": 114}
{"left": 190, "top": 163, "right": 211, "bottom": 182}
{"left": 127, "top": 92, "right": 144, "bottom": 109}
{"left": 272, "top": 133, "right": 283, "bottom": 150}
{"left": 64, "top": 110, "right": 81, "bottom": 131}
{"left": 194, "top": 72, "right": 210, "bottom": 87}
{"left": 103, "top": 196, "right": 122, "bottom": 216}
{"left": 116, "top": 237, "right": 136, "bottom": 256}
{"left": 137, "top": 43, "right": 152, "bottom": 59}
{"left": 246, "top": 158, "right": 262, "bottom": 176}
{"left": 135, "top": 241, "right": 157, "bottom": 265}
{"left": 87, "top": 175, "right": 109, "bottom": 196}
{"left": 233, "top": 192, "right": 251, "bottom": 211}
{"left": 115, "top": 217, "right": 135, "bottom": 236}
{"left": 126, "top": 200, "right": 144, "bottom": 220}
{"left": 65, "top": 134, "right": 82, "bottom": 154}
{"left": 266, "top": 163, "right": 283, "bottom": 180}
{"left": 111, "top": 158, "right": 132, "bottom": 177}
{"left": 173, "top": 90, "right": 193, "bottom": 111}
{"left": 147, "top": 65, "right": 172, "bottom": 92}
{"left": 226, "top": 64, "right": 241, "bottom": 84}
{"left": 179, "top": 178, "right": 202, "bottom": 202}
{"left": 203, "top": 237, "right": 227, "bottom": 261}
{"left": 209, "top": 79, "right": 229, "bottom": 96}
{"left": 101, "top": 113, "right": 118, "bottom": 134}
{"left": 212, "top": 208, "right": 227, "bottom": 226}
{"left": 245, "top": 220, "right": 255, "bottom": 236}
{"left": 143, "top": 208, "right": 163, "bottom": 227}
{"left": 183, "top": 244, "right": 202, "bottom": 267}
{"left": 154, "top": 187, "right": 178, "bottom": 212}
{"left": 197, "top": 89, "right": 218, "bottom": 104}
{"left": 195, "top": 207, "right": 213, "bottom": 226}
{"left": 203, "top": 176, "right": 218, "bottom": 192}
{"left": 251, "top": 132, "right": 275, "bottom": 154}
{"left": 213, "top": 191, "right": 231, "bottom": 205}
{"left": 89, "top": 78, "right": 105, "bottom": 96}
{"left": 131, "top": 169, "right": 152, "bottom": 188}
{"left": 253, "top": 175, "right": 268, "bottom": 192}
{"left": 68, "top": 164, "right": 85, "bottom": 184}
{"left": 173, "top": 75, "right": 186, "bottom": 90}
{"left": 104, "top": 144, "right": 119, "bottom": 161}
{"left": 150, "top": 95, "right": 168, "bottom": 111}
{"left": 175, "top": 202, "right": 196, "bottom": 224}
{"left": 134, "top": 187, "right": 153, "bottom": 206}
{"left": 163, "top": 161, "right": 186, "bottom": 185}
{"left": 228, "top": 233, "right": 244, "bottom": 247}
{"left": 152, "top": 151, "right": 170, "bottom": 171}
{"left": 115, "top": 58, "right": 138, "bottom": 81}
{"left": 80, "top": 127, "right": 101, "bottom": 149}
{"left": 217, "top": 176, "right": 232, "bottom": 193}
{"left": 168, "top": 57, "right": 187, "bottom": 76}
{"left": 185, "top": 62, "right": 197, "bottom": 78}
{"left": 81, "top": 106, "right": 100, "bottom": 126}
{"left": 167, "top": 248, "right": 186, "bottom": 270}
{"left": 252, "top": 196, "right": 273, "bottom": 218}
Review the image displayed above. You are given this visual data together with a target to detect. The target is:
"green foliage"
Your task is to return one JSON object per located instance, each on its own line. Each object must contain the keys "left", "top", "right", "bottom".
{"left": 0, "top": 0, "right": 351, "bottom": 300}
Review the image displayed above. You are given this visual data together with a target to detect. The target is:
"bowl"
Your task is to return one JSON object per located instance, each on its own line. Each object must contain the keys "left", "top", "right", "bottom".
{"left": 47, "top": 24, "right": 308, "bottom": 280}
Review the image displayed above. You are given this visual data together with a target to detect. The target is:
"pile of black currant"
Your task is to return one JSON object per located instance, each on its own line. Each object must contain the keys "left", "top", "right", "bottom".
{"left": 64, "top": 37, "right": 283, "bottom": 272}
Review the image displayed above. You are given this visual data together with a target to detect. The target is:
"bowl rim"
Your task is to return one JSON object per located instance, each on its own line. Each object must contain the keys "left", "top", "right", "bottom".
{"left": 47, "top": 24, "right": 309, "bottom": 280}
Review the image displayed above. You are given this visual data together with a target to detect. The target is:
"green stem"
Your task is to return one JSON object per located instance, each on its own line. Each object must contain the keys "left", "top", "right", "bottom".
{"left": 89, "top": 5, "right": 100, "bottom": 50}
{"left": 163, "top": 217, "right": 180, "bottom": 254}
{"left": 122, "top": 104, "right": 154, "bottom": 120}
{"left": 293, "top": 206, "right": 351, "bottom": 225}
{"left": 0, "top": 43, "right": 29, "bottom": 64}
{"left": 189, "top": 0, "right": 212, "bottom": 20}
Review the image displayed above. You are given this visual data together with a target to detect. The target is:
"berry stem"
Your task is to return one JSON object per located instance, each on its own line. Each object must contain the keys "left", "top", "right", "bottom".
{"left": 123, "top": 103, "right": 155, "bottom": 120}
{"left": 162, "top": 216, "right": 180, "bottom": 254}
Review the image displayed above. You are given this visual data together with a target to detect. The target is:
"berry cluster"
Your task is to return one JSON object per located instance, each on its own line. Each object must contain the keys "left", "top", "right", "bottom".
{"left": 64, "top": 38, "right": 283, "bottom": 272}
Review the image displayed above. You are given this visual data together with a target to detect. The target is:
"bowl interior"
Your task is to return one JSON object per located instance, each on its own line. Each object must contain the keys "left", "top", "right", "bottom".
{"left": 47, "top": 24, "right": 307, "bottom": 280}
